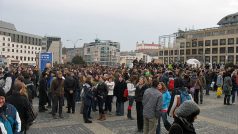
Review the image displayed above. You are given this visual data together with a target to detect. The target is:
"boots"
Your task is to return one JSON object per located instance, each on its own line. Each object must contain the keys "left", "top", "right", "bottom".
{"left": 97, "top": 114, "right": 102, "bottom": 120}
{"left": 127, "top": 110, "right": 134, "bottom": 120}
{"left": 100, "top": 114, "right": 106, "bottom": 121}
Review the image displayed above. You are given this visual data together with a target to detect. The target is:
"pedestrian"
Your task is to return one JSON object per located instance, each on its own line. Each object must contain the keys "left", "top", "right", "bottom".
{"left": 114, "top": 74, "right": 127, "bottom": 116}
{"left": 126, "top": 79, "right": 136, "bottom": 120}
{"left": 169, "top": 100, "right": 200, "bottom": 134}
{"left": 64, "top": 72, "right": 77, "bottom": 113}
{"left": 95, "top": 76, "right": 108, "bottom": 121}
{"left": 105, "top": 76, "right": 115, "bottom": 115}
{"left": 194, "top": 73, "right": 202, "bottom": 104}
{"left": 82, "top": 77, "right": 93, "bottom": 123}
{"left": 51, "top": 71, "right": 65, "bottom": 119}
{"left": 0, "top": 88, "right": 21, "bottom": 134}
{"left": 157, "top": 82, "right": 171, "bottom": 133}
{"left": 223, "top": 72, "right": 232, "bottom": 105}
{"left": 231, "top": 72, "right": 238, "bottom": 104}
{"left": 135, "top": 76, "right": 148, "bottom": 132}
{"left": 38, "top": 72, "right": 48, "bottom": 112}
{"left": 143, "top": 79, "right": 163, "bottom": 134}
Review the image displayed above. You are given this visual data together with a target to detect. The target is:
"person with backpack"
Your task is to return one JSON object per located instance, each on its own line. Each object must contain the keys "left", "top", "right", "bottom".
{"left": 168, "top": 72, "right": 175, "bottom": 93}
{"left": 169, "top": 100, "right": 200, "bottom": 134}
{"left": 223, "top": 71, "right": 232, "bottom": 105}
{"left": 168, "top": 78, "right": 193, "bottom": 117}
{"left": 157, "top": 82, "right": 171, "bottom": 133}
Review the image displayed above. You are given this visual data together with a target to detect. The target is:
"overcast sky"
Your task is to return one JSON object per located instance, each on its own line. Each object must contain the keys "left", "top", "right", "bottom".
{"left": 0, "top": 0, "right": 237, "bottom": 51}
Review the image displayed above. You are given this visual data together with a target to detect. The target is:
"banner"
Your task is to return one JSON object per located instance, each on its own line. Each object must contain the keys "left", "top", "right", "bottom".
{"left": 39, "top": 52, "right": 53, "bottom": 72}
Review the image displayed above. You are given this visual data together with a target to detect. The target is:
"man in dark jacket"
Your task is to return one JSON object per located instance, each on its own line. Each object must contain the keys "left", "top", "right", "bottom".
{"left": 38, "top": 72, "right": 48, "bottom": 112}
{"left": 51, "top": 71, "right": 64, "bottom": 119}
{"left": 64, "top": 72, "right": 77, "bottom": 113}
{"left": 114, "top": 75, "right": 127, "bottom": 116}
{"left": 82, "top": 78, "right": 93, "bottom": 123}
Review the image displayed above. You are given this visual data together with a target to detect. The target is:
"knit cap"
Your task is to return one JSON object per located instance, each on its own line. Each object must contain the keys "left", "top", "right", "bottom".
{"left": 175, "top": 100, "right": 200, "bottom": 118}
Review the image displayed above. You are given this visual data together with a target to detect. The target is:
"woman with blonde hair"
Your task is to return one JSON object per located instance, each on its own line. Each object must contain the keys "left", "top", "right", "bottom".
{"left": 135, "top": 76, "right": 149, "bottom": 132}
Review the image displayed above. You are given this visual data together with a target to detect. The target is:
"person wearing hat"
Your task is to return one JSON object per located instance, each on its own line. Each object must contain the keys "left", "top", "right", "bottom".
{"left": 0, "top": 88, "right": 21, "bottom": 134}
{"left": 169, "top": 100, "right": 200, "bottom": 134}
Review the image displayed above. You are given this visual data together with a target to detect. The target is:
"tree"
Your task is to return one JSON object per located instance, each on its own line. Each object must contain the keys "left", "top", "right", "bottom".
{"left": 71, "top": 55, "right": 85, "bottom": 65}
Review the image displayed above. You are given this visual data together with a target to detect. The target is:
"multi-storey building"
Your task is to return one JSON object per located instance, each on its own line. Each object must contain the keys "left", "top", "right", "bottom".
{"left": 159, "top": 12, "right": 238, "bottom": 64}
{"left": 136, "top": 41, "right": 161, "bottom": 56}
{"left": 83, "top": 39, "right": 120, "bottom": 66}
{"left": 66, "top": 47, "right": 84, "bottom": 62}
{"left": 120, "top": 51, "right": 153, "bottom": 66}
{"left": 41, "top": 36, "right": 62, "bottom": 64}
{"left": 0, "top": 21, "right": 42, "bottom": 65}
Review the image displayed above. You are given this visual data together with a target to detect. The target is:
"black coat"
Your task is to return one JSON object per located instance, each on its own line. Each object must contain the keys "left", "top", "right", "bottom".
{"left": 169, "top": 117, "right": 196, "bottom": 134}
{"left": 7, "top": 93, "right": 32, "bottom": 131}
{"left": 114, "top": 80, "right": 127, "bottom": 102}
{"left": 64, "top": 76, "right": 77, "bottom": 94}
{"left": 38, "top": 78, "right": 48, "bottom": 105}
{"left": 96, "top": 82, "right": 108, "bottom": 99}
{"left": 135, "top": 84, "right": 148, "bottom": 102}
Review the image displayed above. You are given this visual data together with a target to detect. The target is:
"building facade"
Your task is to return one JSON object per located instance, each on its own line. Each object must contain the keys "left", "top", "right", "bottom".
{"left": 66, "top": 47, "right": 84, "bottom": 62}
{"left": 120, "top": 51, "right": 154, "bottom": 66}
{"left": 136, "top": 41, "right": 161, "bottom": 56}
{"left": 0, "top": 21, "right": 42, "bottom": 65}
{"left": 83, "top": 39, "right": 120, "bottom": 66}
{"left": 41, "top": 36, "right": 62, "bottom": 64}
{"left": 159, "top": 13, "right": 238, "bottom": 64}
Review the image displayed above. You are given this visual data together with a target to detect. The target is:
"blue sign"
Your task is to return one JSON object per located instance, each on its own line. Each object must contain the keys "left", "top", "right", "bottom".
{"left": 39, "top": 52, "right": 53, "bottom": 72}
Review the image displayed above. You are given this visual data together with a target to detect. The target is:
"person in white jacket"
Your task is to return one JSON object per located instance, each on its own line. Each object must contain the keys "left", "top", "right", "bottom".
{"left": 127, "top": 79, "right": 136, "bottom": 120}
{"left": 105, "top": 76, "right": 115, "bottom": 115}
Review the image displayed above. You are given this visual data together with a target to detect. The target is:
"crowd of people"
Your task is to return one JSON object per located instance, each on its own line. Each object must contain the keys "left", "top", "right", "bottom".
{"left": 0, "top": 59, "right": 237, "bottom": 134}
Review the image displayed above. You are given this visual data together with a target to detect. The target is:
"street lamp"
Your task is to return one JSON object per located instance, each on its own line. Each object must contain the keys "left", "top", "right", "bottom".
{"left": 67, "top": 38, "right": 83, "bottom": 48}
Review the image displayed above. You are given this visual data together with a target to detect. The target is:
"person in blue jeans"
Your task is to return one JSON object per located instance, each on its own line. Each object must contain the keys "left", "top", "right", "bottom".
{"left": 157, "top": 82, "right": 171, "bottom": 134}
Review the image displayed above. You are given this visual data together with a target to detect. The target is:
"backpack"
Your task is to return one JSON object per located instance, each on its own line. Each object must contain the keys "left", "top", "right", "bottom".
{"left": 168, "top": 78, "right": 174, "bottom": 91}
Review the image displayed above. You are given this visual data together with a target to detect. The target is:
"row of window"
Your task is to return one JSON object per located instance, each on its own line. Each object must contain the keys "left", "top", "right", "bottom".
{"left": 180, "top": 38, "right": 238, "bottom": 48}
{"left": 192, "top": 29, "right": 238, "bottom": 38}
{"left": 2, "top": 48, "right": 39, "bottom": 54}
{"left": 160, "top": 47, "right": 238, "bottom": 56}
{"left": 1, "top": 33, "right": 42, "bottom": 45}
{"left": 1, "top": 55, "right": 36, "bottom": 61}
{"left": 2, "top": 43, "right": 41, "bottom": 50}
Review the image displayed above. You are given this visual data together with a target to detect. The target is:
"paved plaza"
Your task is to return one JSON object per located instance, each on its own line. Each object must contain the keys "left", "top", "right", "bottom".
{"left": 28, "top": 91, "right": 238, "bottom": 134}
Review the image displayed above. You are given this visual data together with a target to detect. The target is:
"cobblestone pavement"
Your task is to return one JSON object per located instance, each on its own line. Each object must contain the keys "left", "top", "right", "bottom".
{"left": 28, "top": 91, "right": 238, "bottom": 134}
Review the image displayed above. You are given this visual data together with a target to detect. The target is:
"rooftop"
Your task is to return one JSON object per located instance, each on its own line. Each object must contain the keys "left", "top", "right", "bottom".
{"left": 218, "top": 12, "right": 238, "bottom": 26}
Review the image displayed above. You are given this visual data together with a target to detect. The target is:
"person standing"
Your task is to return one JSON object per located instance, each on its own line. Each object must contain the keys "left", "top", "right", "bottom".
{"left": 169, "top": 101, "right": 200, "bottom": 134}
{"left": 126, "top": 79, "right": 136, "bottom": 120}
{"left": 135, "top": 76, "right": 148, "bottom": 132}
{"left": 38, "top": 72, "right": 48, "bottom": 112}
{"left": 223, "top": 72, "right": 232, "bottom": 105}
{"left": 95, "top": 76, "right": 108, "bottom": 121}
{"left": 82, "top": 77, "right": 93, "bottom": 123}
{"left": 64, "top": 72, "right": 77, "bottom": 113}
{"left": 231, "top": 72, "right": 238, "bottom": 104}
{"left": 143, "top": 79, "right": 163, "bottom": 134}
{"left": 51, "top": 71, "right": 65, "bottom": 119}
{"left": 105, "top": 76, "right": 115, "bottom": 115}
{"left": 114, "top": 74, "right": 127, "bottom": 116}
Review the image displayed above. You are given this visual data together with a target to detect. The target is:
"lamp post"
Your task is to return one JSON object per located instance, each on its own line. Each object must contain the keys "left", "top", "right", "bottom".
{"left": 67, "top": 39, "right": 83, "bottom": 48}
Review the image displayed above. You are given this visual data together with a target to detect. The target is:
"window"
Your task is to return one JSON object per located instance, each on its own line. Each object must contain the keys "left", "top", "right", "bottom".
{"left": 87, "top": 48, "right": 90, "bottom": 53}
{"left": 228, "top": 55, "right": 234, "bottom": 63}
{"left": 16, "top": 50, "right": 18, "bottom": 53}
{"left": 236, "top": 38, "right": 238, "bottom": 44}
{"left": 28, "top": 46, "right": 30, "bottom": 49}
{"left": 186, "top": 49, "right": 190, "bottom": 55}
{"left": 38, "top": 48, "right": 40, "bottom": 50}
{"left": 12, "top": 49, "right": 14, "bottom": 52}
{"left": 12, "top": 44, "right": 14, "bottom": 47}
{"left": 220, "top": 47, "right": 225, "bottom": 53}
{"left": 228, "top": 38, "right": 234, "bottom": 45}
{"left": 228, "top": 47, "right": 234, "bottom": 53}
{"left": 205, "top": 48, "right": 210, "bottom": 54}
{"left": 220, "top": 56, "right": 225, "bottom": 63}
{"left": 159, "top": 51, "right": 163, "bottom": 56}
{"left": 21, "top": 45, "right": 22, "bottom": 48}
{"left": 28, "top": 57, "right": 30, "bottom": 61}
{"left": 24, "top": 51, "right": 26, "bottom": 53}
{"left": 31, "top": 57, "right": 34, "bottom": 61}
{"left": 170, "top": 50, "right": 173, "bottom": 55}
{"left": 186, "top": 42, "right": 191, "bottom": 48}
{"left": 2, "top": 43, "right": 5, "bottom": 46}
{"left": 164, "top": 50, "right": 168, "bottom": 56}
{"left": 212, "top": 56, "right": 218, "bottom": 63}
{"left": 205, "top": 40, "right": 210, "bottom": 46}
{"left": 20, "top": 56, "right": 22, "bottom": 60}
{"left": 180, "top": 50, "right": 184, "bottom": 55}
{"left": 24, "top": 57, "right": 26, "bottom": 61}
{"left": 28, "top": 51, "right": 30, "bottom": 54}
{"left": 198, "top": 49, "right": 203, "bottom": 54}
{"left": 8, "top": 38, "right": 10, "bottom": 41}
{"left": 32, "top": 51, "right": 33, "bottom": 54}
{"left": 192, "top": 49, "right": 197, "bottom": 54}
{"left": 16, "top": 45, "right": 18, "bottom": 48}
{"left": 35, "top": 47, "right": 37, "bottom": 50}
{"left": 198, "top": 41, "right": 203, "bottom": 47}
{"left": 220, "top": 39, "right": 226, "bottom": 45}
{"left": 180, "top": 43, "right": 185, "bottom": 48}
{"left": 175, "top": 50, "right": 178, "bottom": 55}
{"left": 12, "top": 56, "right": 14, "bottom": 58}
{"left": 3, "top": 37, "right": 5, "bottom": 41}
{"left": 212, "top": 39, "right": 218, "bottom": 46}
{"left": 20, "top": 50, "right": 22, "bottom": 53}
{"left": 2, "top": 48, "right": 5, "bottom": 51}
{"left": 192, "top": 41, "right": 197, "bottom": 47}
{"left": 205, "top": 56, "right": 210, "bottom": 63}
{"left": 16, "top": 56, "right": 18, "bottom": 60}
{"left": 24, "top": 46, "right": 26, "bottom": 49}
{"left": 212, "top": 48, "right": 218, "bottom": 54}
{"left": 8, "top": 43, "right": 10, "bottom": 47}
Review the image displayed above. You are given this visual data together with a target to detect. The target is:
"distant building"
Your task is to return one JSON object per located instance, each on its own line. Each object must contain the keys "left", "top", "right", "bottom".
{"left": 136, "top": 41, "right": 160, "bottom": 56}
{"left": 42, "top": 36, "right": 62, "bottom": 64}
{"left": 159, "top": 12, "right": 238, "bottom": 64}
{"left": 120, "top": 51, "right": 154, "bottom": 66}
{"left": 66, "top": 47, "right": 84, "bottom": 62}
{"left": 0, "top": 20, "right": 42, "bottom": 65}
{"left": 83, "top": 39, "right": 120, "bottom": 66}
